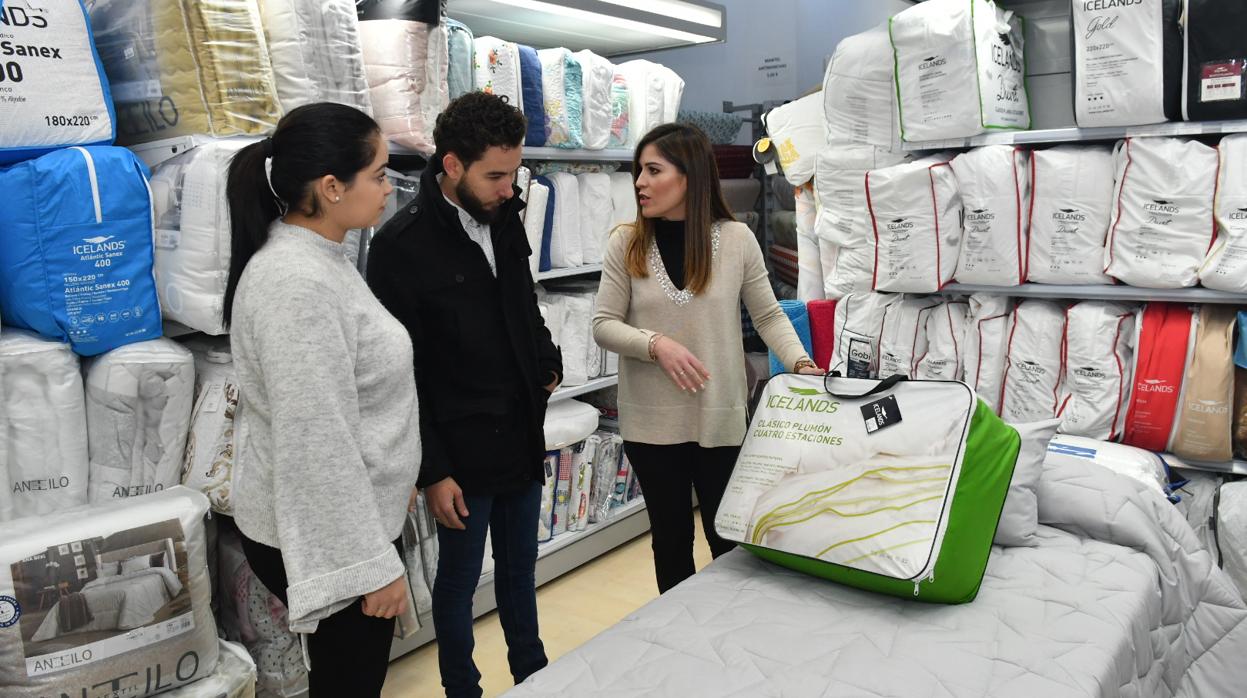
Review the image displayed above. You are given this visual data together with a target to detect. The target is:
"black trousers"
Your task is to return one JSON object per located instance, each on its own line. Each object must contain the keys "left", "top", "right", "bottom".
{"left": 623, "top": 441, "right": 739, "bottom": 593}
{"left": 240, "top": 534, "right": 400, "bottom": 698}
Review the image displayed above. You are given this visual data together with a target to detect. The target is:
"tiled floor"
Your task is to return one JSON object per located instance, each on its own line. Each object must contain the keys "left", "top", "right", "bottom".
{"left": 382, "top": 519, "right": 715, "bottom": 697}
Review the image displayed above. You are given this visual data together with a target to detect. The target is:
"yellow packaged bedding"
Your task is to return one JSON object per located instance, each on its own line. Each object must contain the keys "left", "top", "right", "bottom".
{"left": 88, "top": 0, "right": 281, "bottom": 144}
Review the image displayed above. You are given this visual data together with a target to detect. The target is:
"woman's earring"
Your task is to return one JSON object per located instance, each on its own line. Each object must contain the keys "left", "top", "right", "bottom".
{"left": 334, "top": 196, "right": 341, "bottom": 203}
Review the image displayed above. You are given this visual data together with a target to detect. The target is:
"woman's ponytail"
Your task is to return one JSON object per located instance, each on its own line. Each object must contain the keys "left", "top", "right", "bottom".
{"left": 223, "top": 139, "right": 282, "bottom": 327}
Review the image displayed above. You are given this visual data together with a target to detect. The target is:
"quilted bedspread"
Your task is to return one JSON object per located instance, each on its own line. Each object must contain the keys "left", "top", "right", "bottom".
{"left": 507, "top": 458, "right": 1247, "bottom": 697}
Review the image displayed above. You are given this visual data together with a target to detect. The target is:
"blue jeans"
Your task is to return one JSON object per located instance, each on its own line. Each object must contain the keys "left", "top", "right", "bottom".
{"left": 432, "top": 481, "right": 547, "bottom": 697}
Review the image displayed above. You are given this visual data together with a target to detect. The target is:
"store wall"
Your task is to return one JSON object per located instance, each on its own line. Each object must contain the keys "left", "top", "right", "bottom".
{"left": 627, "top": 0, "right": 911, "bottom": 114}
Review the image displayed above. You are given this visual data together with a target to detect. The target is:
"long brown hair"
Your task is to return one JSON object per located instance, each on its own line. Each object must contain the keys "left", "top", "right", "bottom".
{"left": 621, "top": 123, "right": 734, "bottom": 294}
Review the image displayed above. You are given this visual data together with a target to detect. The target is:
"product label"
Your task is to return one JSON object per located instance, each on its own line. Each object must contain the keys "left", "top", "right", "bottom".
{"left": 1201, "top": 61, "right": 1245, "bottom": 104}
{"left": 847, "top": 337, "right": 873, "bottom": 378}
{"left": 861, "top": 395, "right": 902, "bottom": 433}
{"left": 1074, "top": 0, "right": 1164, "bottom": 124}
{"left": 0, "top": 0, "right": 112, "bottom": 146}
{"left": 8, "top": 518, "right": 194, "bottom": 678}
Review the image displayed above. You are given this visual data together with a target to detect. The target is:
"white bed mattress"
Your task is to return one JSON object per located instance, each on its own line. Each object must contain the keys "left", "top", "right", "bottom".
{"left": 507, "top": 458, "right": 1247, "bottom": 697}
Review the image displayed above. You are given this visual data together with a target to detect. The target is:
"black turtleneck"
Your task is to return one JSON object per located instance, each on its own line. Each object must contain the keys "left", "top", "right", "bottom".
{"left": 654, "top": 218, "right": 686, "bottom": 290}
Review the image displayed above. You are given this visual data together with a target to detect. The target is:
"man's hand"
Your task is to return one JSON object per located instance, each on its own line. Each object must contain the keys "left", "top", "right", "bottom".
{"left": 544, "top": 371, "right": 561, "bottom": 394}
{"left": 426, "top": 477, "right": 470, "bottom": 530}
{"left": 361, "top": 575, "right": 408, "bottom": 619}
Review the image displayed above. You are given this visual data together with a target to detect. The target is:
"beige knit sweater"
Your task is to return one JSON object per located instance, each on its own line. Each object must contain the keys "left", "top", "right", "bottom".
{"left": 593, "top": 220, "right": 810, "bottom": 447}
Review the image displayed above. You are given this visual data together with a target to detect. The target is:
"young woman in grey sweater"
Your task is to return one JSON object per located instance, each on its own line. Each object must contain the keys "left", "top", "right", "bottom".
{"left": 223, "top": 103, "right": 421, "bottom": 696}
{"left": 593, "top": 123, "right": 824, "bottom": 593}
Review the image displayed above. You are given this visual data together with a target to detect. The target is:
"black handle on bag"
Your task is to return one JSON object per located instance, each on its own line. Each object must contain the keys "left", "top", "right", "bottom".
{"left": 822, "top": 373, "right": 907, "bottom": 400}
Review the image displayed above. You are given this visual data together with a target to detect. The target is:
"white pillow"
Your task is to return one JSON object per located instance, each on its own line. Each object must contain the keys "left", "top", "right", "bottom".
{"left": 994, "top": 418, "right": 1062, "bottom": 547}
{"left": 119, "top": 555, "right": 152, "bottom": 575}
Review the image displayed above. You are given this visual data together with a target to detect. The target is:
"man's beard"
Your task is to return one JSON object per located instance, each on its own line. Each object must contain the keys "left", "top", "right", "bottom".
{"left": 456, "top": 180, "right": 501, "bottom": 225}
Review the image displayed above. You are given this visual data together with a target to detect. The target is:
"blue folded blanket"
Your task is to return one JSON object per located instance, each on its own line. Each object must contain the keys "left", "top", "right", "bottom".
{"left": 536, "top": 175, "right": 556, "bottom": 271}
{"left": 769, "top": 300, "right": 812, "bottom": 376}
{"left": 518, "top": 45, "right": 548, "bottom": 147}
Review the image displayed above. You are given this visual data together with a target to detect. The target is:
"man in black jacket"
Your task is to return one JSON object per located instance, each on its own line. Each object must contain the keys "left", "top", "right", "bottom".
{"left": 367, "top": 93, "right": 560, "bottom": 697}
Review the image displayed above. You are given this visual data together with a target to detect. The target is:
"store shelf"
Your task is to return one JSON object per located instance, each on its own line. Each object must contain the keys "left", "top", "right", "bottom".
{"left": 522, "top": 147, "right": 633, "bottom": 162}
{"left": 938, "top": 283, "right": 1247, "bottom": 305}
{"left": 126, "top": 135, "right": 211, "bottom": 168}
{"left": 389, "top": 497, "right": 649, "bottom": 659}
{"left": 902, "top": 118, "right": 1247, "bottom": 151}
{"left": 1166, "top": 456, "right": 1247, "bottom": 477}
{"left": 550, "top": 375, "right": 618, "bottom": 403}
{"left": 536, "top": 264, "right": 604, "bottom": 281}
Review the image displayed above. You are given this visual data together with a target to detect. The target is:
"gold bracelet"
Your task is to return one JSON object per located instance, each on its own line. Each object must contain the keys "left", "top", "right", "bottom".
{"left": 648, "top": 332, "right": 663, "bottom": 361}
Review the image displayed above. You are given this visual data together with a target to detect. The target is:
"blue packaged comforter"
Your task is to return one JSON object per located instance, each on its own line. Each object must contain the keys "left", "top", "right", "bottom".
{"left": 0, "top": 146, "right": 161, "bottom": 355}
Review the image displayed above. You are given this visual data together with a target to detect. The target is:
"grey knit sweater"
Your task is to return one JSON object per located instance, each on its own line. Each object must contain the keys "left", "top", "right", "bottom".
{"left": 230, "top": 222, "right": 421, "bottom": 633}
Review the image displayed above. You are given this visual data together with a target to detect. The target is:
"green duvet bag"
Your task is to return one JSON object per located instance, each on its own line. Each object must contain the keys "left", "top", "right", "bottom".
{"left": 715, "top": 374, "right": 1020, "bottom": 603}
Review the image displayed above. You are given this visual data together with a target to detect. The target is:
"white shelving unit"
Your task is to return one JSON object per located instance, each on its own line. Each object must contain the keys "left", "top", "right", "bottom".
{"left": 1168, "top": 456, "right": 1247, "bottom": 477}
{"left": 939, "top": 283, "right": 1247, "bottom": 305}
{"left": 536, "top": 264, "right": 604, "bottom": 281}
{"left": 388, "top": 143, "right": 633, "bottom": 162}
{"left": 903, "top": 118, "right": 1247, "bottom": 152}
{"left": 550, "top": 375, "right": 619, "bottom": 403}
{"left": 390, "top": 497, "right": 650, "bottom": 659}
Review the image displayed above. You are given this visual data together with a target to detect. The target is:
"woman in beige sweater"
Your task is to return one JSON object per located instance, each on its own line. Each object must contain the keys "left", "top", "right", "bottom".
{"left": 593, "top": 123, "right": 823, "bottom": 592}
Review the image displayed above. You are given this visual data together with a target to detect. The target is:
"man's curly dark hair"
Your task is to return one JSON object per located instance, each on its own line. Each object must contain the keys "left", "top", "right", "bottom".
{"left": 432, "top": 92, "right": 527, "bottom": 169}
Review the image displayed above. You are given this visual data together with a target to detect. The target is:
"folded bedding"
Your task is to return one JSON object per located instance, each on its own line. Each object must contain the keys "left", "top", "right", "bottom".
{"left": 161, "top": 640, "right": 256, "bottom": 698}
{"left": 445, "top": 19, "right": 475, "bottom": 101}
{"left": 88, "top": 0, "right": 282, "bottom": 145}
{"left": 518, "top": 45, "right": 548, "bottom": 147}
{"left": 359, "top": 19, "right": 448, "bottom": 155}
{"left": 577, "top": 173, "right": 612, "bottom": 264}
{"left": 539, "top": 49, "right": 585, "bottom": 149}
{"left": 608, "top": 172, "right": 638, "bottom": 232}
{"left": 575, "top": 51, "right": 616, "bottom": 150}
{"left": 257, "top": 0, "right": 372, "bottom": 115}
{"left": 608, "top": 73, "right": 631, "bottom": 149}
{"left": 474, "top": 36, "right": 523, "bottom": 109}
{"left": 85, "top": 339, "right": 196, "bottom": 503}
{"left": 535, "top": 175, "right": 557, "bottom": 272}
{"left": 545, "top": 172, "right": 583, "bottom": 268}
{"left": 524, "top": 181, "right": 551, "bottom": 277}
{"left": 616, "top": 60, "right": 666, "bottom": 148}
{"left": 509, "top": 457, "right": 1247, "bottom": 697}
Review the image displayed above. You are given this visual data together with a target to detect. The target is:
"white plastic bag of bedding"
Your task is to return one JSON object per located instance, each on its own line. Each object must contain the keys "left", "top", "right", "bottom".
{"left": 918, "top": 299, "right": 970, "bottom": 381}
{"left": 150, "top": 139, "right": 253, "bottom": 336}
{"left": 1217, "top": 481, "right": 1247, "bottom": 602}
{"left": 830, "top": 292, "right": 901, "bottom": 379}
{"left": 1200, "top": 134, "right": 1247, "bottom": 293}
{"left": 568, "top": 436, "right": 596, "bottom": 533}
{"left": 258, "top": 0, "right": 373, "bottom": 116}
{"left": 962, "top": 293, "right": 1011, "bottom": 413}
{"left": 538, "top": 452, "right": 557, "bottom": 542}
{"left": 0, "top": 0, "right": 116, "bottom": 164}
{"left": 1000, "top": 299, "right": 1066, "bottom": 424}
{"left": 1058, "top": 301, "right": 1137, "bottom": 441}
{"left": 1027, "top": 145, "right": 1115, "bottom": 285}
{"left": 822, "top": 23, "right": 901, "bottom": 151}
{"left": 589, "top": 433, "right": 623, "bottom": 524}
{"left": 867, "top": 155, "right": 962, "bottom": 293}
{"left": 544, "top": 399, "right": 599, "bottom": 450}
{"left": 0, "top": 330, "right": 90, "bottom": 523}
{"left": 85, "top": 339, "right": 196, "bottom": 503}
{"left": 814, "top": 146, "right": 909, "bottom": 299}
{"left": 0, "top": 487, "right": 218, "bottom": 698}
{"left": 878, "top": 296, "right": 942, "bottom": 379}
{"left": 890, "top": 0, "right": 1029, "bottom": 142}
{"left": 1104, "top": 137, "right": 1219, "bottom": 289}
{"left": 1072, "top": 0, "right": 1181, "bottom": 128}
{"left": 795, "top": 184, "right": 824, "bottom": 301}
{"left": 577, "top": 173, "right": 612, "bottom": 265}
{"left": 764, "top": 92, "right": 826, "bottom": 187}
{"left": 1045, "top": 435, "right": 1170, "bottom": 499}
{"left": 951, "top": 145, "right": 1030, "bottom": 286}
